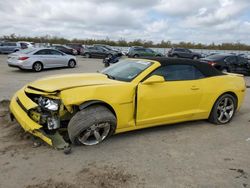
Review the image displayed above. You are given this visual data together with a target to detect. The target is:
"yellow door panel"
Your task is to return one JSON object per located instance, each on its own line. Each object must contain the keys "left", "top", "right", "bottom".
{"left": 136, "top": 80, "right": 203, "bottom": 126}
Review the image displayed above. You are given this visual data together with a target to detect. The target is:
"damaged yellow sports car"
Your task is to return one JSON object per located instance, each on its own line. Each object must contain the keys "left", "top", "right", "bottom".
{"left": 10, "top": 57, "right": 246, "bottom": 150}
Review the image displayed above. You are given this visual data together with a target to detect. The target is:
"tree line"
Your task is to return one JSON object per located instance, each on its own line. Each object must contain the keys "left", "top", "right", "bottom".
{"left": 1, "top": 34, "right": 250, "bottom": 51}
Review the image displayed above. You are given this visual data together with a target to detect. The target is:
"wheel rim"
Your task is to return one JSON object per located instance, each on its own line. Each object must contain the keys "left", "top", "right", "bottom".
{"left": 107, "top": 54, "right": 112, "bottom": 58}
{"left": 193, "top": 56, "right": 198, "bottom": 59}
{"left": 69, "top": 60, "right": 75, "bottom": 67}
{"left": 34, "top": 63, "right": 42, "bottom": 71}
{"left": 216, "top": 97, "right": 234, "bottom": 123}
{"left": 77, "top": 122, "right": 111, "bottom": 145}
{"left": 86, "top": 54, "right": 90, "bottom": 58}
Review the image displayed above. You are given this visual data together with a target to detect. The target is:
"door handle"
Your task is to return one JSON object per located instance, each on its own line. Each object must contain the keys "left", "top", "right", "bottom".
{"left": 191, "top": 86, "right": 199, "bottom": 90}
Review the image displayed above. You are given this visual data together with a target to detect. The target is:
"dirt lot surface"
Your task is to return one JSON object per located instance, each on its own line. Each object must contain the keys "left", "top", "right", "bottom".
{"left": 0, "top": 55, "right": 249, "bottom": 188}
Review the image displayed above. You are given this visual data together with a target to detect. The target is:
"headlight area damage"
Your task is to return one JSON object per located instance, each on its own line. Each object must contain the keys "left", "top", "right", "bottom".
{"left": 9, "top": 87, "right": 73, "bottom": 153}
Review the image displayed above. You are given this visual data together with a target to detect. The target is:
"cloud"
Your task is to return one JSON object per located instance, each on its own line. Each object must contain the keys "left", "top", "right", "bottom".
{"left": 0, "top": 0, "right": 249, "bottom": 44}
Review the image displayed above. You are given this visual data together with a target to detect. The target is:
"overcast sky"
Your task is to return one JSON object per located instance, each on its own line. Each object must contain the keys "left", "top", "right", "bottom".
{"left": 0, "top": 0, "right": 249, "bottom": 44}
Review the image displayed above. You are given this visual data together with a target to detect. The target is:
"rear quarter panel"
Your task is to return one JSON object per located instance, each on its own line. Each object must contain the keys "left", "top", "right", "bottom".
{"left": 198, "top": 74, "right": 246, "bottom": 118}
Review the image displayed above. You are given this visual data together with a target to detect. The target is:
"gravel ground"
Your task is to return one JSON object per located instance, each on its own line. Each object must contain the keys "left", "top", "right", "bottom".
{"left": 0, "top": 55, "right": 249, "bottom": 188}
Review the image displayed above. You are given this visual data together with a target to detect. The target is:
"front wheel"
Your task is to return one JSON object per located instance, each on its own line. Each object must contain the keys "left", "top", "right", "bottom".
{"left": 68, "top": 105, "right": 116, "bottom": 146}
{"left": 209, "top": 94, "right": 236, "bottom": 124}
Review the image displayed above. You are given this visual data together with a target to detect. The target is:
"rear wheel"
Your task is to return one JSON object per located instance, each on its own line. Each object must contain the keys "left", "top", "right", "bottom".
{"left": 193, "top": 56, "right": 199, "bottom": 60}
{"left": 68, "top": 105, "right": 116, "bottom": 146}
{"left": 32, "top": 62, "right": 43, "bottom": 72}
{"left": 133, "top": 54, "right": 139, "bottom": 58}
{"left": 209, "top": 94, "right": 236, "bottom": 124}
{"left": 68, "top": 59, "right": 76, "bottom": 68}
{"left": 173, "top": 55, "right": 179, "bottom": 58}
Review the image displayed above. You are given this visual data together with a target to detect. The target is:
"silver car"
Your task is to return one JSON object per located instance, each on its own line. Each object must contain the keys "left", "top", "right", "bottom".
{"left": 7, "top": 48, "right": 77, "bottom": 72}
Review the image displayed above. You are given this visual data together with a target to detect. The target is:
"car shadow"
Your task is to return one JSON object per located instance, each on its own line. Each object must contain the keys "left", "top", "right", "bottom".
{"left": 109, "top": 120, "right": 210, "bottom": 141}
{"left": 8, "top": 66, "right": 79, "bottom": 73}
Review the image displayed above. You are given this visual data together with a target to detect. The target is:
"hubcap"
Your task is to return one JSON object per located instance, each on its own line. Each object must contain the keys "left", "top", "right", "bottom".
{"left": 78, "top": 122, "right": 111, "bottom": 145}
{"left": 216, "top": 97, "right": 234, "bottom": 123}
{"left": 34, "top": 63, "right": 41, "bottom": 71}
{"left": 69, "top": 61, "right": 75, "bottom": 67}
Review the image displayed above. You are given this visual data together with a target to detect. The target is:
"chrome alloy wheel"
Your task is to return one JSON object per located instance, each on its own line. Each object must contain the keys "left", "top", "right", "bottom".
{"left": 34, "top": 63, "right": 42, "bottom": 72}
{"left": 77, "top": 122, "right": 111, "bottom": 145}
{"left": 216, "top": 97, "right": 235, "bottom": 123}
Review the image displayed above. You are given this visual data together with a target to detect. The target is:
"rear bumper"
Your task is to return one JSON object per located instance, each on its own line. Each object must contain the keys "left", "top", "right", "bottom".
{"left": 7, "top": 59, "right": 32, "bottom": 69}
{"left": 9, "top": 89, "right": 69, "bottom": 149}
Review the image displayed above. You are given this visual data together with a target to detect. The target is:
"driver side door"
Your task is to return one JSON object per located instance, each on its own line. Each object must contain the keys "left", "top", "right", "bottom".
{"left": 136, "top": 64, "right": 204, "bottom": 127}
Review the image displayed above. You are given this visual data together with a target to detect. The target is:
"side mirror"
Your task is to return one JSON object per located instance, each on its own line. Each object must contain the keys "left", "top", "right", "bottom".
{"left": 142, "top": 75, "right": 165, "bottom": 85}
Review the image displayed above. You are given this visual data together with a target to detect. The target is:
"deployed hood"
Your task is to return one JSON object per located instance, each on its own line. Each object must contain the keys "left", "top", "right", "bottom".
{"left": 26, "top": 73, "right": 120, "bottom": 92}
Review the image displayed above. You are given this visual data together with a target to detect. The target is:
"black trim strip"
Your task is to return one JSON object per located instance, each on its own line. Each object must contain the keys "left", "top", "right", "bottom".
{"left": 16, "top": 97, "right": 28, "bottom": 113}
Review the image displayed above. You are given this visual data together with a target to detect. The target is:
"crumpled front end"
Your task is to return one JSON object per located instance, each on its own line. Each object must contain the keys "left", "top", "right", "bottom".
{"left": 9, "top": 87, "right": 71, "bottom": 150}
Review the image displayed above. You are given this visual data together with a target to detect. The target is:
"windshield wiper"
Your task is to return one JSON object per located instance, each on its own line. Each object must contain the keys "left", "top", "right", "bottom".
{"left": 104, "top": 73, "right": 116, "bottom": 80}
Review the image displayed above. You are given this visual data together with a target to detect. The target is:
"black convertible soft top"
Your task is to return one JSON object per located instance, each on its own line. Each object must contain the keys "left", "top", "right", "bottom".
{"left": 146, "top": 57, "right": 223, "bottom": 77}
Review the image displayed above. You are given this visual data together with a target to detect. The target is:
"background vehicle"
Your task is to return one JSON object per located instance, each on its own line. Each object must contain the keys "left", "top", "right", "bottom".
{"left": 53, "top": 45, "right": 78, "bottom": 55}
{"left": 66, "top": 43, "right": 84, "bottom": 55}
{"left": 201, "top": 54, "right": 250, "bottom": 75}
{"left": 83, "top": 46, "right": 119, "bottom": 58}
{"left": 93, "top": 44, "right": 122, "bottom": 56}
{"left": 7, "top": 48, "right": 77, "bottom": 72}
{"left": 9, "top": 58, "right": 245, "bottom": 149}
{"left": 0, "top": 42, "right": 21, "bottom": 54}
{"left": 0, "top": 41, "right": 34, "bottom": 54}
{"left": 103, "top": 54, "right": 122, "bottom": 67}
{"left": 127, "top": 47, "right": 163, "bottom": 58}
{"left": 168, "top": 48, "right": 202, "bottom": 59}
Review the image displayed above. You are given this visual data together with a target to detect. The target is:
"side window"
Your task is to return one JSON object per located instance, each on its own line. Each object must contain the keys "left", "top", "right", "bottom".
{"left": 34, "top": 50, "right": 50, "bottom": 55}
{"left": 150, "top": 65, "right": 204, "bottom": 81}
{"left": 238, "top": 57, "right": 247, "bottom": 64}
{"left": 146, "top": 49, "right": 154, "bottom": 53}
{"left": 225, "top": 56, "right": 236, "bottom": 64}
{"left": 50, "top": 49, "right": 63, "bottom": 55}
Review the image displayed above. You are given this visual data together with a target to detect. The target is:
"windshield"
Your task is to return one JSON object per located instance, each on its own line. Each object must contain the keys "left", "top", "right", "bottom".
{"left": 101, "top": 59, "right": 152, "bottom": 82}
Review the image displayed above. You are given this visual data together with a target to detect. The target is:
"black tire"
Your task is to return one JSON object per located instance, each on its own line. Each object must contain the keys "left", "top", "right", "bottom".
{"left": 68, "top": 105, "right": 116, "bottom": 145}
{"left": 104, "top": 62, "right": 110, "bottom": 67}
{"left": 32, "top": 62, "right": 43, "bottom": 72}
{"left": 68, "top": 59, "right": 76, "bottom": 68}
{"left": 193, "top": 56, "right": 199, "bottom": 60}
{"left": 208, "top": 94, "right": 237, "bottom": 125}
{"left": 85, "top": 53, "right": 91, "bottom": 58}
{"left": 133, "top": 54, "right": 139, "bottom": 58}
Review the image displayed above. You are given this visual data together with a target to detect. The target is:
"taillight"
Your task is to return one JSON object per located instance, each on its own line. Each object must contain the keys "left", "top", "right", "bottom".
{"left": 208, "top": 61, "right": 217, "bottom": 66}
{"left": 18, "top": 57, "right": 29, "bottom": 60}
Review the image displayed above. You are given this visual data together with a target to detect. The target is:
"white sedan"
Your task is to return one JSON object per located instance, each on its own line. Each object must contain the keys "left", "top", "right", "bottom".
{"left": 7, "top": 48, "right": 77, "bottom": 72}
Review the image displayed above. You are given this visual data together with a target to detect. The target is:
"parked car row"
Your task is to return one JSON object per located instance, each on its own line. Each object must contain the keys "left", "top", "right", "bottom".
{"left": 3, "top": 40, "right": 250, "bottom": 75}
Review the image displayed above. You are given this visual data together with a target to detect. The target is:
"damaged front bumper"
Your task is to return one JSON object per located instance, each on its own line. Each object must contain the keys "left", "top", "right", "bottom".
{"left": 9, "top": 88, "right": 70, "bottom": 150}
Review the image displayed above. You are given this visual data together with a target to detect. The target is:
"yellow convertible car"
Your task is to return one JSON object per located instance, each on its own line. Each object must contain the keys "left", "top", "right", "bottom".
{"left": 9, "top": 57, "right": 246, "bottom": 150}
